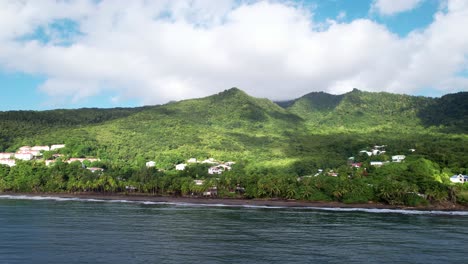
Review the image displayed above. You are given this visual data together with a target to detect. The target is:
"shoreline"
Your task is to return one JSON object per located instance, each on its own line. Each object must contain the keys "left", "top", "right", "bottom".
{"left": 2, "top": 192, "right": 468, "bottom": 211}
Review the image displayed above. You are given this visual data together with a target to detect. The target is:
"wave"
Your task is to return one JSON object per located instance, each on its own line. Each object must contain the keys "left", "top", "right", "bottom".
{"left": 1, "top": 194, "right": 467, "bottom": 216}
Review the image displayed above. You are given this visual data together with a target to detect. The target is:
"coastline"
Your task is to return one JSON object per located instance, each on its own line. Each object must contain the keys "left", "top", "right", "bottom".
{"left": 2, "top": 192, "right": 467, "bottom": 211}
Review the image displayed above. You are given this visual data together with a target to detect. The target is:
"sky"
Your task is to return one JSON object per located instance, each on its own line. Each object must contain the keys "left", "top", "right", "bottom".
{"left": 0, "top": 0, "right": 467, "bottom": 111}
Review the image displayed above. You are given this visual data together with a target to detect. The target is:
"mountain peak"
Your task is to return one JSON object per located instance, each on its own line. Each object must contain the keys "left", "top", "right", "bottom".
{"left": 219, "top": 87, "right": 247, "bottom": 96}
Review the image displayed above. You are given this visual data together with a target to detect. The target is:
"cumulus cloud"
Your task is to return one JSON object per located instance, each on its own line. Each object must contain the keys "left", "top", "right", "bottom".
{"left": 371, "top": 0, "right": 424, "bottom": 16}
{"left": 0, "top": 0, "right": 467, "bottom": 107}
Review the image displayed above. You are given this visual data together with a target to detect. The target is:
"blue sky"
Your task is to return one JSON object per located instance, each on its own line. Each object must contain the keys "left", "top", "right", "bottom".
{"left": 0, "top": 0, "right": 467, "bottom": 111}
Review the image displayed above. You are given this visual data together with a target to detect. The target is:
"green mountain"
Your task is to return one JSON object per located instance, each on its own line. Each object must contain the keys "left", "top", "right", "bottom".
{"left": 1, "top": 87, "right": 468, "bottom": 206}
{"left": 283, "top": 89, "right": 432, "bottom": 132}
{"left": 1, "top": 88, "right": 467, "bottom": 173}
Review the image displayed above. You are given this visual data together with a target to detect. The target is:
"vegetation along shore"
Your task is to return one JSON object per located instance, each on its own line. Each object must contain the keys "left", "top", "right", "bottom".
{"left": 1, "top": 88, "right": 467, "bottom": 208}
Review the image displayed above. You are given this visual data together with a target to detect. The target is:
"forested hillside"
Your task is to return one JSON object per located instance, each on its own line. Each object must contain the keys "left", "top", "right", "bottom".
{"left": 1, "top": 88, "right": 467, "bottom": 206}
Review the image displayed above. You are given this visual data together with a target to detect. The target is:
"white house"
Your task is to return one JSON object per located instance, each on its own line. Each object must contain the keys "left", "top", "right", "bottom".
{"left": 0, "top": 159, "right": 16, "bottom": 167}
{"left": 208, "top": 166, "right": 223, "bottom": 174}
{"left": 87, "top": 167, "right": 104, "bottom": 173}
{"left": 450, "top": 174, "right": 468, "bottom": 183}
{"left": 360, "top": 150, "right": 373, "bottom": 156}
{"left": 32, "top": 146, "right": 50, "bottom": 151}
{"left": 146, "top": 161, "right": 156, "bottom": 167}
{"left": 392, "top": 155, "right": 406, "bottom": 162}
{"left": 208, "top": 165, "right": 231, "bottom": 174}
{"left": 45, "top": 160, "right": 56, "bottom": 166}
{"left": 187, "top": 158, "right": 197, "bottom": 163}
{"left": 202, "top": 158, "right": 217, "bottom": 164}
{"left": 175, "top": 163, "right": 187, "bottom": 171}
{"left": 51, "top": 144, "right": 66, "bottom": 150}
{"left": 203, "top": 187, "right": 218, "bottom": 197}
{"left": 370, "top": 161, "right": 384, "bottom": 167}
{"left": 14, "top": 152, "right": 34, "bottom": 161}
{"left": 225, "top": 161, "right": 236, "bottom": 166}
{"left": 0, "top": 153, "right": 14, "bottom": 159}
{"left": 194, "top": 180, "right": 205, "bottom": 186}
{"left": 18, "top": 146, "right": 31, "bottom": 152}
{"left": 67, "top": 158, "right": 100, "bottom": 164}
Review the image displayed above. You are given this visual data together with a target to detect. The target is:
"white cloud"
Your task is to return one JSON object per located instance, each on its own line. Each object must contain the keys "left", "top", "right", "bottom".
{"left": 371, "top": 0, "right": 424, "bottom": 16}
{"left": 0, "top": 0, "right": 467, "bottom": 108}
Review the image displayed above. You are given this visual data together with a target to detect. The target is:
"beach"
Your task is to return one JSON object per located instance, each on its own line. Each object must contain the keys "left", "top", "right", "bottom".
{"left": 2, "top": 192, "right": 467, "bottom": 211}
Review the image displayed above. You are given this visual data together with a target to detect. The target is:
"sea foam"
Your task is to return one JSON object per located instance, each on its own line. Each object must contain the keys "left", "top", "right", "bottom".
{"left": 1, "top": 194, "right": 467, "bottom": 216}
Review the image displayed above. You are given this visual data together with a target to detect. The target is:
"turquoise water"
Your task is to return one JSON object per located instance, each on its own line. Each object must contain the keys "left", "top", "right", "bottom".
{"left": 0, "top": 196, "right": 467, "bottom": 264}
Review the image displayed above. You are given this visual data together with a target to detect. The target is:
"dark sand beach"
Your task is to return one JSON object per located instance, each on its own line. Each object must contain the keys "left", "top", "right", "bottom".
{"left": 3, "top": 192, "right": 467, "bottom": 211}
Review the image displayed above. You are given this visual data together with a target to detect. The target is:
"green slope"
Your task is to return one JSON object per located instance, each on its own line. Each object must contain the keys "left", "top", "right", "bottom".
{"left": 284, "top": 89, "right": 452, "bottom": 133}
{"left": 0, "top": 88, "right": 466, "bottom": 173}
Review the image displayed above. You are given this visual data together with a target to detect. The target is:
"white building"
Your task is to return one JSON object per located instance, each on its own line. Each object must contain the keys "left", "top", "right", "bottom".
{"left": 14, "top": 152, "right": 34, "bottom": 161}
{"left": 51, "top": 144, "right": 66, "bottom": 150}
{"left": 450, "top": 174, "right": 468, "bottom": 183}
{"left": 32, "top": 146, "right": 50, "bottom": 151}
{"left": 45, "top": 160, "right": 56, "bottom": 166}
{"left": 175, "top": 163, "right": 187, "bottom": 171}
{"left": 187, "top": 158, "right": 197, "bottom": 163}
{"left": 0, "top": 153, "right": 14, "bottom": 159}
{"left": 208, "top": 165, "right": 231, "bottom": 174}
{"left": 202, "top": 158, "right": 217, "bottom": 164}
{"left": 194, "top": 180, "right": 205, "bottom": 185}
{"left": 18, "top": 146, "right": 31, "bottom": 152}
{"left": 360, "top": 150, "right": 373, "bottom": 156}
{"left": 392, "top": 155, "right": 406, "bottom": 162}
{"left": 67, "top": 158, "right": 100, "bottom": 164}
{"left": 146, "top": 161, "right": 156, "bottom": 167}
{"left": 87, "top": 167, "right": 104, "bottom": 173}
{"left": 370, "top": 161, "right": 384, "bottom": 167}
{"left": 0, "top": 159, "right": 16, "bottom": 167}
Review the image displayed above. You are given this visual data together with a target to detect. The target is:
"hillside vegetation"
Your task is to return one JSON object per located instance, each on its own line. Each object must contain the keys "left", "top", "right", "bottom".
{"left": 1, "top": 88, "right": 467, "bottom": 206}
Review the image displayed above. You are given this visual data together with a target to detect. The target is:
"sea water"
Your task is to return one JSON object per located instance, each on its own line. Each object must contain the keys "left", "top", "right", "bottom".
{"left": 0, "top": 195, "right": 467, "bottom": 264}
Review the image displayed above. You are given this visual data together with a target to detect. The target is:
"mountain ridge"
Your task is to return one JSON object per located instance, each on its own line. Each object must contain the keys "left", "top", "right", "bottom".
{"left": 0, "top": 87, "right": 466, "bottom": 171}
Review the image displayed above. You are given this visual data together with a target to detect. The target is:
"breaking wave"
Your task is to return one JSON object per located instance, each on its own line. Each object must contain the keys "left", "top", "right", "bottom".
{"left": 1, "top": 194, "right": 467, "bottom": 216}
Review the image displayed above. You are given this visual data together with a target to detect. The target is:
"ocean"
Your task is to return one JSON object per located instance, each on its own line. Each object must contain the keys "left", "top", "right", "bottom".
{"left": 0, "top": 195, "right": 467, "bottom": 264}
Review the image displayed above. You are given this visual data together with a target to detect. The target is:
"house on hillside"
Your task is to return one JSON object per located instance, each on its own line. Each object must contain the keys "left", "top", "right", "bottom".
{"left": 146, "top": 161, "right": 156, "bottom": 167}
{"left": 0, "top": 153, "right": 14, "bottom": 159}
{"left": 450, "top": 174, "right": 468, "bottom": 183}
{"left": 208, "top": 164, "right": 231, "bottom": 175}
{"left": 208, "top": 166, "right": 223, "bottom": 174}
{"left": 0, "top": 159, "right": 16, "bottom": 167}
{"left": 45, "top": 160, "right": 56, "bottom": 166}
{"left": 187, "top": 158, "right": 197, "bottom": 163}
{"left": 359, "top": 150, "right": 373, "bottom": 156}
{"left": 67, "top": 158, "right": 100, "bottom": 164}
{"left": 351, "top": 162, "right": 362, "bottom": 168}
{"left": 203, "top": 186, "right": 218, "bottom": 197}
{"left": 202, "top": 158, "right": 217, "bottom": 164}
{"left": 194, "top": 180, "right": 205, "bottom": 186}
{"left": 32, "top": 146, "right": 50, "bottom": 151}
{"left": 14, "top": 152, "right": 34, "bottom": 161}
{"left": 87, "top": 167, "right": 104, "bottom": 173}
{"left": 370, "top": 161, "right": 384, "bottom": 167}
{"left": 392, "top": 155, "right": 406, "bottom": 162}
{"left": 176, "top": 163, "right": 187, "bottom": 171}
{"left": 18, "top": 146, "right": 32, "bottom": 152}
{"left": 51, "top": 144, "right": 66, "bottom": 150}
